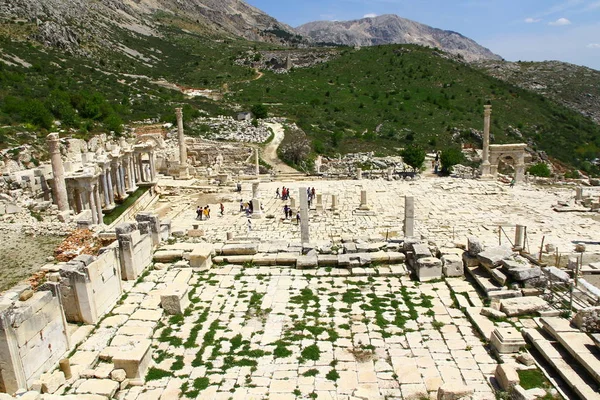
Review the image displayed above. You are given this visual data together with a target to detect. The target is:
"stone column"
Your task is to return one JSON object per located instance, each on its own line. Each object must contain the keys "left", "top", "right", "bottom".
{"left": 119, "top": 165, "right": 127, "bottom": 192}
{"left": 299, "top": 187, "right": 310, "bottom": 243}
{"left": 515, "top": 153, "right": 525, "bottom": 183}
{"left": 148, "top": 152, "right": 156, "bottom": 182}
{"left": 87, "top": 186, "right": 98, "bottom": 224}
{"left": 481, "top": 105, "right": 492, "bottom": 176}
{"left": 101, "top": 170, "right": 110, "bottom": 207}
{"left": 251, "top": 198, "right": 262, "bottom": 219}
{"left": 404, "top": 196, "right": 415, "bottom": 238}
{"left": 138, "top": 155, "right": 146, "bottom": 182}
{"left": 94, "top": 183, "right": 103, "bottom": 224}
{"left": 252, "top": 181, "right": 260, "bottom": 199}
{"left": 67, "top": 184, "right": 76, "bottom": 212}
{"left": 387, "top": 167, "right": 394, "bottom": 181}
{"left": 106, "top": 168, "right": 115, "bottom": 204}
{"left": 47, "top": 133, "right": 69, "bottom": 211}
{"left": 356, "top": 168, "right": 363, "bottom": 180}
{"left": 176, "top": 108, "right": 187, "bottom": 166}
{"left": 75, "top": 188, "right": 84, "bottom": 213}
{"left": 331, "top": 194, "right": 338, "bottom": 211}
{"left": 576, "top": 186, "right": 584, "bottom": 201}
{"left": 514, "top": 225, "right": 526, "bottom": 250}
{"left": 255, "top": 148, "right": 260, "bottom": 176}
{"left": 359, "top": 190, "right": 370, "bottom": 210}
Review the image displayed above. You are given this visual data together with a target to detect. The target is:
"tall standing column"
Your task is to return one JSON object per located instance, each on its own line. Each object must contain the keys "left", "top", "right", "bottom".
{"left": 87, "top": 187, "right": 97, "bottom": 224}
{"left": 176, "top": 108, "right": 187, "bottom": 166}
{"left": 148, "top": 152, "right": 156, "bottom": 182}
{"left": 481, "top": 105, "right": 492, "bottom": 176}
{"left": 101, "top": 171, "right": 110, "bottom": 207}
{"left": 47, "top": 133, "right": 69, "bottom": 211}
{"left": 255, "top": 148, "right": 260, "bottom": 176}
{"left": 359, "top": 190, "right": 370, "bottom": 210}
{"left": 299, "top": 187, "right": 310, "bottom": 243}
{"left": 404, "top": 196, "right": 415, "bottom": 238}
{"left": 94, "top": 184, "right": 103, "bottom": 224}
{"left": 106, "top": 169, "right": 114, "bottom": 204}
{"left": 114, "top": 163, "right": 124, "bottom": 197}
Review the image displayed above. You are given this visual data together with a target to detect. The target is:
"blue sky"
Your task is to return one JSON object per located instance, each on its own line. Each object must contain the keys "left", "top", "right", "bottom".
{"left": 246, "top": 0, "right": 600, "bottom": 70}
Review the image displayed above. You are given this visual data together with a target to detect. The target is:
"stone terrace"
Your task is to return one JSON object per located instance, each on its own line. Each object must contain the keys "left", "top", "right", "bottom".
{"left": 96, "top": 264, "right": 496, "bottom": 400}
{"left": 165, "top": 178, "right": 600, "bottom": 253}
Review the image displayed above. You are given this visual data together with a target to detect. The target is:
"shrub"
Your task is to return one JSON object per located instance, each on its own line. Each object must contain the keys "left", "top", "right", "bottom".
{"left": 401, "top": 146, "right": 425, "bottom": 171}
{"left": 439, "top": 147, "right": 464, "bottom": 175}
{"left": 251, "top": 104, "right": 268, "bottom": 119}
{"left": 527, "top": 163, "right": 551, "bottom": 177}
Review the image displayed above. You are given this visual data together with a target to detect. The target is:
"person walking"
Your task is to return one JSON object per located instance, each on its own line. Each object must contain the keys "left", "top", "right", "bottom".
{"left": 220, "top": 203, "right": 225, "bottom": 216}
{"left": 196, "top": 206, "right": 201, "bottom": 220}
{"left": 247, "top": 218, "right": 252, "bottom": 232}
{"left": 239, "top": 200, "right": 244, "bottom": 212}
{"left": 296, "top": 211, "right": 301, "bottom": 224}
{"left": 276, "top": 188, "right": 280, "bottom": 199}
{"left": 207, "top": 206, "right": 211, "bottom": 219}
{"left": 283, "top": 205, "right": 289, "bottom": 219}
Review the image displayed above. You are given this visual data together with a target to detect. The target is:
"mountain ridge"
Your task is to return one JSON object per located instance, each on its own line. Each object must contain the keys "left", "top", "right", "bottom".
{"left": 297, "top": 14, "right": 502, "bottom": 62}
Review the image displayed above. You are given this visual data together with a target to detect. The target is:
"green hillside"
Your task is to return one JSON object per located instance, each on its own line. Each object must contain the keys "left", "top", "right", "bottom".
{"left": 1, "top": 17, "right": 599, "bottom": 174}
{"left": 231, "top": 45, "right": 600, "bottom": 173}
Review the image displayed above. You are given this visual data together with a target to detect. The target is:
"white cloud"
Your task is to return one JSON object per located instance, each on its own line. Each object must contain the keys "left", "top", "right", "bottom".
{"left": 587, "top": 43, "right": 600, "bottom": 48}
{"left": 549, "top": 17, "right": 572, "bottom": 26}
{"left": 363, "top": 13, "right": 377, "bottom": 18}
{"left": 524, "top": 17, "right": 541, "bottom": 23}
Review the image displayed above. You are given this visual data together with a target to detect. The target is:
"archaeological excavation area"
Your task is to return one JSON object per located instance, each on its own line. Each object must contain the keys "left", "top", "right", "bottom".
{"left": 1, "top": 111, "right": 600, "bottom": 400}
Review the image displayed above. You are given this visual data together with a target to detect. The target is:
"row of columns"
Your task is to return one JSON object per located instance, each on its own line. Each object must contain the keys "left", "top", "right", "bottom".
{"left": 48, "top": 133, "right": 157, "bottom": 225}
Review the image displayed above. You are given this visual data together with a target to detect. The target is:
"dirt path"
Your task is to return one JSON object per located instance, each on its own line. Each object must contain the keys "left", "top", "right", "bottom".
{"left": 262, "top": 123, "right": 298, "bottom": 174}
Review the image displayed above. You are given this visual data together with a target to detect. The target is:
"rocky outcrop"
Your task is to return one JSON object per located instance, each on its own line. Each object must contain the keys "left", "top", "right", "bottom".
{"left": 297, "top": 14, "right": 502, "bottom": 62}
{"left": 476, "top": 60, "right": 600, "bottom": 125}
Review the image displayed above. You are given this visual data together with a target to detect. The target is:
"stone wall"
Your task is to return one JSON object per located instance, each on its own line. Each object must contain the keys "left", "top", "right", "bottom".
{"left": 116, "top": 221, "right": 156, "bottom": 281}
{"left": 58, "top": 243, "right": 123, "bottom": 324}
{"left": 574, "top": 306, "right": 600, "bottom": 333}
{"left": 0, "top": 286, "right": 69, "bottom": 394}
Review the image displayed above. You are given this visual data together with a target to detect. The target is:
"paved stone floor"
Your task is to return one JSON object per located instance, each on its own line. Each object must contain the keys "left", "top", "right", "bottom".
{"left": 113, "top": 265, "right": 496, "bottom": 400}
{"left": 164, "top": 178, "right": 600, "bottom": 256}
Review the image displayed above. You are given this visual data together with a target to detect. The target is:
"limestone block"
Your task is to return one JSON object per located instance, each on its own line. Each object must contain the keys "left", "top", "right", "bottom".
{"left": 370, "top": 251, "right": 390, "bottom": 263}
{"left": 436, "top": 382, "right": 474, "bottom": 400}
{"left": 441, "top": 254, "right": 463, "bottom": 277}
{"left": 574, "top": 306, "right": 600, "bottom": 333}
{"left": 543, "top": 267, "right": 569, "bottom": 283}
{"left": 112, "top": 339, "right": 152, "bottom": 384}
{"left": 416, "top": 257, "right": 442, "bottom": 282}
{"left": 491, "top": 269, "right": 508, "bottom": 286}
{"left": 467, "top": 236, "right": 485, "bottom": 256}
{"left": 490, "top": 327, "right": 526, "bottom": 354}
{"left": 160, "top": 284, "right": 190, "bottom": 315}
{"left": 500, "top": 297, "right": 549, "bottom": 317}
{"left": 275, "top": 253, "right": 298, "bottom": 266}
{"left": 20, "top": 392, "right": 41, "bottom": 400}
{"left": 477, "top": 246, "right": 513, "bottom": 269}
{"left": 222, "top": 255, "right": 254, "bottom": 264}
{"left": 506, "top": 266, "right": 541, "bottom": 281}
{"left": 338, "top": 254, "right": 350, "bottom": 267}
{"left": 296, "top": 255, "right": 318, "bottom": 269}
{"left": 152, "top": 250, "right": 183, "bottom": 263}
{"left": 350, "top": 253, "right": 372, "bottom": 266}
{"left": 252, "top": 254, "right": 277, "bottom": 266}
{"left": 462, "top": 252, "right": 479, "bottom": 268}
{"left": 344, "top": 242, "right": 357, "bottom": 254}
{"left": 480, "top": 307, "right": 507, "bottom": 320}
{"left": 76, "top": 378, "right": 119, "bottom": 397}
{"left": 221, "top": 243, "right": 258, "bottom": 255}
{"left": 495, "top": 364, "right": 519, "bottom": 390}
{"left": 189, "top": 244, "right": 213, "bottom": 269}
{"left": 516, "top": 353, "right": 535, "bottom": 366}
{"left": 317, "top": 255, "right": 338, "bottom": 267}
{"left": 40, "top": 370, "right": 66, "bottom": 394}
{"left": 110, "top": 369, "right": 127, "bottom": 382}
{"left": 387, "top": 252, "right": 406, "bottom": 263}
{"left": 412, "top": 244, "right": 432, "bottom": 260}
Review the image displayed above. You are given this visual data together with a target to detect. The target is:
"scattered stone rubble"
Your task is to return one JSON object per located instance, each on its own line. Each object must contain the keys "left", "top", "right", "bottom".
{"left": 191, "top": 116, "right": 274, "bottom": 143}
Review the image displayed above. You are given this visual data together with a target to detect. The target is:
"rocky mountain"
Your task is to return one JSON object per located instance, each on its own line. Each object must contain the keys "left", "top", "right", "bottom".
{"left": 0, "top": 0, "right": 301, "bottom": 55}
{"left": 476, "top": 60, "right": 600, "bottom": 125}
{"left": 297, "top": 14, "right": 502, "bottom": 62}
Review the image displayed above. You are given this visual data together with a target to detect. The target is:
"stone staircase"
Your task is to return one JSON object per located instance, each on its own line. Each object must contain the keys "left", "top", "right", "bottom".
{"left": 522, "top": 317, "right": 600, "bottom": 400}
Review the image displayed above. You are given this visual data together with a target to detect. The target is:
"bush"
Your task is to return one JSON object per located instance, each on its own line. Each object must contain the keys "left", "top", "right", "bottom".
{"left": 251, "top": 104, "right": 268, "bottom": 119}
{"left": 439, "top": 147, "right": 464, "bottom": 175}
{"left": 527, "top": 163, "right": 551, "bottom": 177}
{"left": 401, "top": 146, "right": 425, "bottom": 171}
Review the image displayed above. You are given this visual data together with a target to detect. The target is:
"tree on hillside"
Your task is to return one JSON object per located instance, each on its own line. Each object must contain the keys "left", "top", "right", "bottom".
{"left": 401, "top": 146, "right": 425, "bottom": 172}
{"left": 440, "top": 147, "right": 465, "bottom": 176}
{"left": 251, "top": 104, "right": 268, "bottom": 119}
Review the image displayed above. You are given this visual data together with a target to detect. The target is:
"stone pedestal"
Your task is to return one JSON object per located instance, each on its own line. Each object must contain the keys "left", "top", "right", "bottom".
{"left": 416, "top": 257, "right": 442, "bottom": 282}
{"left": 404, "top": 196, "right": 415, "bottom": 237}
{"left": 514, "top": 225, "right": 526, "bottom": 250}
{"left": 359, "top": 190, "right": 370, "bottom": 210}
{"left": 490, "top": 327, "right": 526, "bottom": 354}
{"left": 356, "top": 168, "right": 363, "bottom": 180}
{"left": 316, "top": 194, "right": 323, "bottom": 212}
{"left": 252, "top": 181, "right": 260, "bottom": 199}
{"left": 251, "top": 199, "right": 263, "bottom": 219}
{"left": 331, "top": 195, "right": 338, "bottom": 211}
{"left": 576, "top": 186, "right": 584, "bottom": 201}
{"left": 299, "top": 187, "right": 310, "bottom": 243}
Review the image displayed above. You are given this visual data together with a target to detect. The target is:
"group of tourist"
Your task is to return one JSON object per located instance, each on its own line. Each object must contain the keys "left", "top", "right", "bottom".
{"left": 195, "top": 203, "right": 225, "bottom": 220}
{"left": 276, "top": 186, "right": 317, "bottom": 224}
